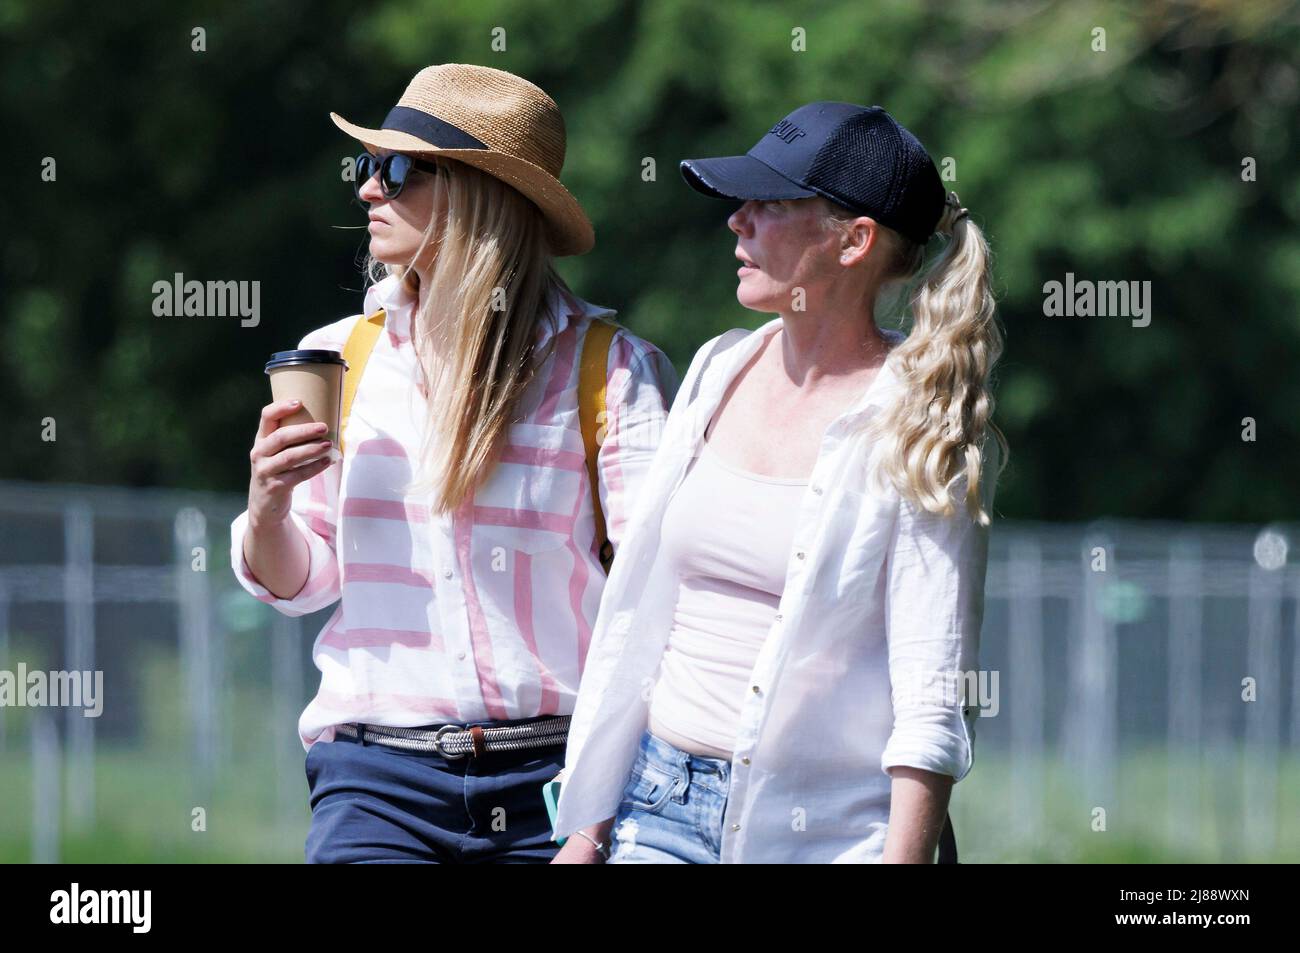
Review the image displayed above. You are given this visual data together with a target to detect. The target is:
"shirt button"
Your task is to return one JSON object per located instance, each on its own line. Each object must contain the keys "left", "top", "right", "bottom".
{"left": 811, "top": 485, "right": 823, "bottom": 495}
{"left": 442, "top": 568, "right": 453, "bottom": 579}
{"left": 458, "top": 652, "right": 467, "bottom": 661}
{"left": 774, "top": 613, "right": 783, "bottom": 622}
{"left": 731, "top": 823, "right": 741, "bottom": 832}
{"left": 741, "top": 756, "right": 751, "bottom": 765}
{"left": 751, "top": 685, "right": 761, "bottom": 694}
{"left": 795, "top": 550, "right": 805, "bottom": 560}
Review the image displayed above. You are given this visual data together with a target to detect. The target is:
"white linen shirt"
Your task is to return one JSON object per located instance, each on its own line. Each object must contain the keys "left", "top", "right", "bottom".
{"left": 554, "top": 318, "right": 1000, "bottom": 863}
{"left": 229, "top": 275, "right": 677, "bottom": 750}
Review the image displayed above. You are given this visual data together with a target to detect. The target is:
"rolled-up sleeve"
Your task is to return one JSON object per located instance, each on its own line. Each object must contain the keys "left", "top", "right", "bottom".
{"left": 880, "top": 471, "right": 992, "bottom": 783}
{"left": 595, "top": 332, "right": 678, "bottom": 550}
{"left": 230, "top": 458, "right": 343, "bottom": 617}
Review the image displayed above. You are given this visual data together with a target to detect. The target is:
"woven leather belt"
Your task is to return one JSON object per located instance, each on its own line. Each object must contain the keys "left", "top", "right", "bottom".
{"left": 335, "top": 715, "right": 570, "bottom": 759}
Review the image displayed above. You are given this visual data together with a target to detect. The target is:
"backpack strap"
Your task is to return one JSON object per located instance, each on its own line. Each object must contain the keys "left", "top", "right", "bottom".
{"left": 578, "top": 318, "right": 618, "bottom": 574}
{"left": 339, "top": 309, "right": 386, "bottom": 455}
{"left": 340, "top": 305, "right": 618, "bottom": 574}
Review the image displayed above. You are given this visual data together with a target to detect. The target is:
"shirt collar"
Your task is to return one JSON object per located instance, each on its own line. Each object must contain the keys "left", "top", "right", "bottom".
{"left": 363, "top": 273, "right": 418, "bottom": 347}
{"left": 539, "top": 283, "right": 617, "bottom": 346}
{"left": 361, "top": 274, "right": 614, "bottom": 349}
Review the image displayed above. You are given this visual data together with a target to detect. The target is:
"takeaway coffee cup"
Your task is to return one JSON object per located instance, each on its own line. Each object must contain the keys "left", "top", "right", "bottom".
{"left": 264, "top": 349, "right": 349, "bottom": 452}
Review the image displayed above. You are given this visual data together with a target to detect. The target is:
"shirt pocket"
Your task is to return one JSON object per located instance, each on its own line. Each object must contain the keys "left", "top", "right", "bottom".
{"left": 471, "top": 422, "right": 587, "bottom": 557}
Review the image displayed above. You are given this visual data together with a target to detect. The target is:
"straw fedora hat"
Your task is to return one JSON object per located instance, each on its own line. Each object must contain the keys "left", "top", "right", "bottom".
{"left": 331, "top": 63, "right": 594, "bottom": 256}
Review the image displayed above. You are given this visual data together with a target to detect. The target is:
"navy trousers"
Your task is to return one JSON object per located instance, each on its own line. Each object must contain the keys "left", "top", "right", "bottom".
{"left": 304, "top": 719, "right": 566, "bottom": 864}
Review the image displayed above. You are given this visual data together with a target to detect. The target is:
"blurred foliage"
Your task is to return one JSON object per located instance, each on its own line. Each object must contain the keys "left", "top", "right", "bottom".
{"left": 1, "top": 0, "right": 1298, "bottom": 520}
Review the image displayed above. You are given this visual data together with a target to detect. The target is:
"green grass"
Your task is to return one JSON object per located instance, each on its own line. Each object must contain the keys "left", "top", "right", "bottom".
{"left": 0, "top": 746, "right": 308, "bottom": 863}
{"left": 2, "top": 744, "right": 1296, "bottom": 862}
{"left": 951, "top": 747, "right": 1300, "bottom": 863}
{"left": 2, "top": 646, "right": 1294, "bottom": 865}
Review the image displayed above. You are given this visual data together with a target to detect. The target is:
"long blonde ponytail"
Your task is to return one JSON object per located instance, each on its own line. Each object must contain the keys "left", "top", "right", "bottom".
{"left": 837, "top": 192, "right": 1009, "bottom": 526}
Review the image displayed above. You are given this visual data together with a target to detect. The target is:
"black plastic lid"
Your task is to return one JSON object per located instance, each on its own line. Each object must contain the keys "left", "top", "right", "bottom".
{"left": 265, "top": 349, "right": 349, "bottom": 373}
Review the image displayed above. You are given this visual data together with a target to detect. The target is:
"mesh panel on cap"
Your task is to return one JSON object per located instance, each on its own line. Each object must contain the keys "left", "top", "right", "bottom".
{"left": 807, "top": 110, "right": 903, "bottom": 219}
{"left": 889, "top": 127, "right": 945, "bottom": 243}
{"left": 807, "top": 110, "right": 944, "bottom": 242}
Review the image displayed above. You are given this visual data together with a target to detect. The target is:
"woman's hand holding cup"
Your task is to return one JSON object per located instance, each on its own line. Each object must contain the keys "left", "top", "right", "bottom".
{"left": 247, "top": 398, "right": 335, "bottom": 530}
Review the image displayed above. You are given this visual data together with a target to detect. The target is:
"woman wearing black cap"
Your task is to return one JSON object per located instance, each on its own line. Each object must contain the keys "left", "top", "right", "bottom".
{"left": 550, "top": 102, "right": 1008, "bottom": 863}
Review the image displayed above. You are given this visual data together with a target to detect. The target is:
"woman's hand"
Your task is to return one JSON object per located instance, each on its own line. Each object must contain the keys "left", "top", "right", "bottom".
{"left": 549, "top": 819, "right": 615, "bottom": 864}
{"left": 550, "top": 838, "right": 607, "bottom": 864}
{"left": 247, "top": 399, "right": 335, "bottom": 530}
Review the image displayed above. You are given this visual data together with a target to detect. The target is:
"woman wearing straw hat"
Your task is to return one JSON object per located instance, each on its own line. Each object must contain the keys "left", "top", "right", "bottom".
{"left": 552, "top": 101, "right": 1008, "bottom": 863}
{"left": 230, "top": 64, "right": 676, "bottom": 863}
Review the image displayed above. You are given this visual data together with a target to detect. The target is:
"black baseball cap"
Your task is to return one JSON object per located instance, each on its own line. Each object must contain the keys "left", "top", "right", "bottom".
{"left": 680, "top": 101, "right": 946, "bottom": 245}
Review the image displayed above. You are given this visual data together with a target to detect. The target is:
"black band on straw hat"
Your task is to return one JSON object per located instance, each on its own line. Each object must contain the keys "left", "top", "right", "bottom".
{"left": 380, "top": 106, "right": 490, "bottom": 151}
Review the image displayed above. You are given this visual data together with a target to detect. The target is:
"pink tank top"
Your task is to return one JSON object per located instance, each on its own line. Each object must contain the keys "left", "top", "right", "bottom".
{"left": 648, "top": 438, "right": 808, "bottom": 759}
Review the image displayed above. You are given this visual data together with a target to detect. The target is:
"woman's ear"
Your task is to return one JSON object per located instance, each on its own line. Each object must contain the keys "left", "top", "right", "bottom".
{"left": 839, "top": 216, "right": 881, "bottom": 267}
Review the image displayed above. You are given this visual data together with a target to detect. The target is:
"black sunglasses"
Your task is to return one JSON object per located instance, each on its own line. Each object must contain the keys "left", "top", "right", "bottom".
{"left": 353, "top": 151, "right": 442, "bottom": 200}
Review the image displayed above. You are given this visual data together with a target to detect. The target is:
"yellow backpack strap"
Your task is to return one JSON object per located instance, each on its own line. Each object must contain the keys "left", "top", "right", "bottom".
{"left": 338, "top": 309, "right": 386, "bottom": 455}
{"left": 578, "top": 318, "right": 618, "bottom": 573}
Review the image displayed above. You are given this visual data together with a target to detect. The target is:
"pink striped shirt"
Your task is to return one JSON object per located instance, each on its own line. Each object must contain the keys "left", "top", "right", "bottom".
{"left": 230, "top": 275, "right": 677, "bottom": 750}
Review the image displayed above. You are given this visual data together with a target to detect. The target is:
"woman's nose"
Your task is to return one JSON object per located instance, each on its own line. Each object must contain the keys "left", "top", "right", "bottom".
{"left": 357, "top": 169, "right": 385, "bottom": 203}
{"left": 727, "top": 202, "right": 753, "bottom": 237}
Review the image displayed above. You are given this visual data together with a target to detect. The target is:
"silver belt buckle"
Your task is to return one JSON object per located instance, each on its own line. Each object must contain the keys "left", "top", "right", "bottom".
{"left": 432, "top": 724, "right": 468, "bottom": 759}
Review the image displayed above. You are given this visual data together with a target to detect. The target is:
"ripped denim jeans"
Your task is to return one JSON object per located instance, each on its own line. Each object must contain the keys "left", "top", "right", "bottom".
{"left": 608, "top": 728, "right": 730, "bottom": 864}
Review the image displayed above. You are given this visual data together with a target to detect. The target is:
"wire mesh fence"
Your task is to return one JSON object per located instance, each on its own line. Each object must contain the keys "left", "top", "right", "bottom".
{"left": 0, "top": 478, "right": 1296, "bottom": 862}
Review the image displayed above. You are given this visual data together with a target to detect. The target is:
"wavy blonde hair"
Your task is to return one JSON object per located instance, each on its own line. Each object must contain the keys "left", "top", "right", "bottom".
{"left": 824, "top": 194, "right": 1009, "bottom": 526}
{"left": 365, "top": 154, "right": 573, "bottom": 514}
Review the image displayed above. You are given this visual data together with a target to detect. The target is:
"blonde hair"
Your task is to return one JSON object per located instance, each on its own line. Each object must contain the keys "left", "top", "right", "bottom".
{"left": 824, "top": 194, "right": 1009, "bottom": 526}
{"left": 365, "top": 155, "right": 573, "bottom": 514}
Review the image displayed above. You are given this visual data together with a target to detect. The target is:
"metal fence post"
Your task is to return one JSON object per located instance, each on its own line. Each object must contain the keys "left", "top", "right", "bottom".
{"left": 1072, "top": 527, "right": 1117, "bottom": 824}
{"left": 1009, "top": 533, "right": 1045, "bottom": 850}
{"left": 1243, "top": 529, "right": 1284, "bottom": 857}
{"left": 0, "top": 581, "right": 9, "bottom": 752}
{"left": 272, "top": 612, "right": 304, "bottom": 854}
{"left": 1167, "top": 535, "right": 1204, "bottom": 855}
{"left": 62, "top": 500, "right": 95, "bottom": 833}
{"left": 174, "top": 507, "right": 215, "bottom": 804}
{"left": 31, "top": 709, "right": 61, "bottom": 863}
